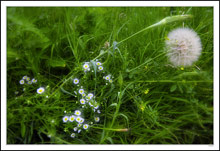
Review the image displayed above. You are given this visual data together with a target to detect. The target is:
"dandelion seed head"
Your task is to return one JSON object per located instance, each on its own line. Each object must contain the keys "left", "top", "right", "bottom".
{"left": 165, "top": 27, "right": 202, "bottom": 67}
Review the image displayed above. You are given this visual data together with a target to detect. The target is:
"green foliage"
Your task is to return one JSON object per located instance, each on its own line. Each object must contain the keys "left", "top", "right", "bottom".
{"left": 7, "top": 7, "right": 213, "bottom": 144}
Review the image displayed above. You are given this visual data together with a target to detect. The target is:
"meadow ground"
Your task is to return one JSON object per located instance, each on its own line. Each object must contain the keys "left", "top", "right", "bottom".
{"left": 7, "top": 7, "right": 213, "bottom": 144}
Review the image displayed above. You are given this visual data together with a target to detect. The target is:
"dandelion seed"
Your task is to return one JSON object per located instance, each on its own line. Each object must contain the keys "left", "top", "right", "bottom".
{"left": 79, "top": 89, "right": 84, "bottom": 95}
{"left": 83, "top": 124, "right": 89, "bottom": 130}
{"left": 74, "top": 110, "right": 81, "bottom": 116}
{"left": 80, "top": 99, "right": 86, "bottom": 104}
{"left": 73, "top": 78, "right": 79, "bottom": 85}
{"left": 63, "top": 116, "right": 69, "bottom": 123}
{"left": 69, "top": 115, "right": 75, "bottom": 122}
{"left": 96, "top": 62, "right": 102, "bottom": 66}
{"left": 165, "top": 27, "right": 202, "bottom": 67}
{"left": 37, "top": 87, "right": 45, "bottom": 94}
{"left": 94, "top": 117, "right": 100, "bottom": 122}
{"left": 31, "top": 78, "right": 37, "bottom": 83}
{"left": 70, "top": 133, "right": 75, "bottom": 138}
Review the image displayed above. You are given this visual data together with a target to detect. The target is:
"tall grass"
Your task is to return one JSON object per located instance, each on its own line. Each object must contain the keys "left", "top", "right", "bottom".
{"left": 7, "top": 7, "right": 213, "bottom": 144}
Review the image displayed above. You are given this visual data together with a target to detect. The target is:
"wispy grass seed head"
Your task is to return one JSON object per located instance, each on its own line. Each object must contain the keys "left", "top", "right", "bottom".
{"left": 165, "top": 27, "right": 202, "bottom": 67}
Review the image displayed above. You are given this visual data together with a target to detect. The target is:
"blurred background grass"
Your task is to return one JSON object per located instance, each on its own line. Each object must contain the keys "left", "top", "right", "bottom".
{"left": 7, "top": 7, "right": 213, "bottom": 144}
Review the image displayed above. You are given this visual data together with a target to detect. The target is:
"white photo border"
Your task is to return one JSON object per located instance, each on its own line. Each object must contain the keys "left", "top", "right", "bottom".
{"left": 1, "top": 1, "right": 219, "bottom": 150}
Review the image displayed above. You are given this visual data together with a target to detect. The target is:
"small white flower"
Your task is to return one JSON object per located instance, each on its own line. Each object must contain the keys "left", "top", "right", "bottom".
{"left": 80, "top": 99, "right": 86, "bottom": 104}
{"left": 69, "top": 115, "right": 75, "bottom": 122}
{"left": 73, "top": 127, "right": 78, "bottom": 131}
{"left": 76, "top": 117, "right": 82, "bottom": 123}
{"left": 94, "top": 117, "right": 100, "bottom": 122}
{"left": 37, "top": 87, "right": 45, "bottom": 94}
{"left": 78, "top": 89, "right": 84, "bottom": 95}
{"left": 22, "top": 76, "right": 27, "bottom": 80}
{"left": 51, "top": 119, "right": 55, "bottom": 123}
{"left": 109, "top": 79, "right": 113, "bottom": 83}
{"left": 89, "top": 102, "right": 93, "bottom": 107}
{"left": 74, "top": 110, "right": 81, "bottom": 116}
{"left": 105, "top": 75, "right": 111, "bottom": 80}
{"left": 70, "top": 133, "right": 75, "bottom": 138}
{"left": 73, "top": 78, "right": 79, "bottom": 85}
{"left": 83, "top": 63, "right": 89, "bottom": 70}
{"left": 27, "top": 81, "right": 32, "bottom": 85}
{"left": 97, "top": 110, "right": 101, "bottom": 114}
{"left": 77, "top": 123, "right": 82, "bottom": 127}
{"left": 83, "top": 124, "right": 89, "bottom": 130}
{"left": 31, "top": 78, "right": 37, "bottom": 83}
{"left": 82, "top": 93, "right": 86, "bottom": 97}
{"left": 96, "top": 62, "right": 102, "bottom": 66}
{"left": 88, "top": 93, "right": 94, "bottom": 98}
{"left": 26, "top": 77, "right": 30, "bottom": 81}
{"left": 79, "top": 117, "right": 84, "bottom": 124}
{"left": 14, "top": 91, "right": 19, "bottom": 95}
{"left": 47, "top": 134, "right": 52, "bottom": 138}
{"left": 19, "top": 80, "right": 25, "bottom": 85}
{"left": 78, "top": 129, "right": 81, "bottom": 133}
{"left": 63, "top": 116, "right": 69, "bottom": 123}
{"left": 94, "top": 105, "right": 99, "bottom": 109}
{"left": 98, "top": 66, "right": 103, "bottom": 71}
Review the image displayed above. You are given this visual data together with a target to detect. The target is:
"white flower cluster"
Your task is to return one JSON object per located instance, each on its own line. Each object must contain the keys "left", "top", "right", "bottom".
{"left": 62, "top": 60, "right": 112, "bottom": 139}
{"left": 103, "top": 74, "right": 113, "bottom": 84}
{"left": 19, "top": 75, "right": 37, "bottom": 85}
{"left": 82, "top": 60, "right": 104, "bottom": 73}
{"left": 62, "top": 109, "right": 90, "bottom": 137}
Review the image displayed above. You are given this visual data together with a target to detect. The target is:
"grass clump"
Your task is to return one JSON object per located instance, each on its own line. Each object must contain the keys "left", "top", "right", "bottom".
{"left": 7, "top": 7, "right": 213, "bottom": 144}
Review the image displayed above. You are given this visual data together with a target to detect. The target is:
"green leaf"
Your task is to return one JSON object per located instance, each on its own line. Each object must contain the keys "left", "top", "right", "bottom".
{"left": 48, "top": 59, "right": 66, "bottom": 68}
{"left": 170, "top": 84, "right": 177, "bottom": 92}
{"left": 21, "top": 122, "right": 26, "bottom": 138}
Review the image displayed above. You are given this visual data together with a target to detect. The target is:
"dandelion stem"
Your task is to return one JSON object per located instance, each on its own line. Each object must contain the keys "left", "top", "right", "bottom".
{"left": 93, "top": 14, "right": 193, "bottom": 61}
{"left": 91, "top": 126, "right": 129, "bottom": 132}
